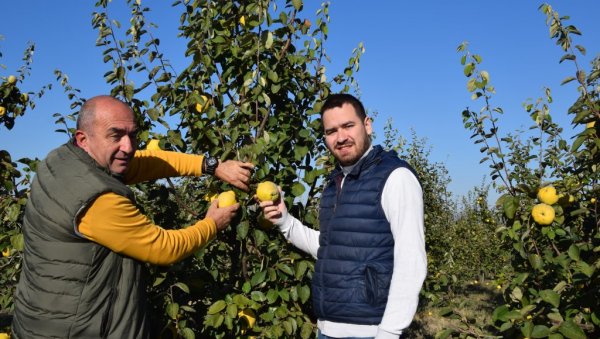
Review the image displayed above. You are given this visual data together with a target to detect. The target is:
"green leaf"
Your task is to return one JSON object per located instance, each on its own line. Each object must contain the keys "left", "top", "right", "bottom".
{"left": 438, "top": 307, "right": 453, "bottom": 317}
{"left": 173, "top": 282, "right": 190, "bottom": 294}
{"left": 237, "top": 221, "right": 249, "bottom": 240}
{"left": 226, "top": 304, "right": 237, "bottom": 318}
{"left": 568, "top": 244, "right": 580, "bottom": 261}
{"left": 295, "top": 260, "right": 308, "bottom": 279}
{"left": 466, "top": 78, "right": 477, "bottom": 92}
{"left": 298, "top": 284, "right": 310, "bottom": 304}
{"left": 559, "top": 54, "right": 576, "bottom": 63}
{"left": 251, "top": 290, "right": 266, "bottom": 302}
{"left": 267, "top": 288, "right": 279, "bottom": 304}
{"left": 291, "top": 0, "right": 303, "bottom": 10}
{"left": 153, "top": 275, "right": 166, "bottom": 287}
{"left": 571, "top": 135, "right": 586, "bottom": 152}
{"left": 505, "top": 310, "right": 523, "bottom": 320}
{"left": 251, "top": 270, "right": 267, "bottom": 286}
{"left": 291, "top": 182, "right": 305, "bottom": 197}
{"left": 435, "top": 329, "right": 454, "bottom": 339}
{"left": 5, "top": 204, "right": 20, "bottom": 222}
{"left": 492, "top": 305, "right": 510, "bottom": 322}
{"left": 181, "top": 328, "right": 195, "bottom": 339}
{"left": 166, "top": 302, "right": 179, "bottom": 319}
{"left": 499, "top": 321, "right": 513, "bottom": 332}
{"left": 531, "top": 325, "right": 551, "bottom": 338}
{"left": 276, "top": 263, "right": 294, "bottom": 276}
{"left": 253, "top": 228, "right": 266, "bottom": 247}
{"left": 10, "top": 233, "right": 24, "bottom": 251}
{"left": 502, "top": 196, "right": 519, "bottom": 219}
{"left": 278, "top": 288, "right": 290, "bottom": 301}
{"left": 559, "top": 319, "right": 586, "bottom": 339}
{"left": 300, "top": 322, "right": 313, "bottom": 339}
{"left": 463, "top": 63, "right": 474, "bottom": 77}
{"left": 539, "top": 289, "right": 560, "bottom": 308}
{"left": 207, "top": 300, "right": 227, "bottom": 315}
{"left": 242, "top": 281, "right": 251, "bottom": 294}
{"left": 561, "top": 76, "right": 576, "bottom": 85}
{"left": 529, "top": 254, "right": 544, "bottom": 270}
{"left": 576, "top": 261, "right": 595, "bottom": 277}
{"left": 265, "top": 31, "right": 273, "bottom": 49}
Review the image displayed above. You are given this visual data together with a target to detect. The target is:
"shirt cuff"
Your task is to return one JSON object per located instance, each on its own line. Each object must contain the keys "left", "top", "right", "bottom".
{"left": 376, "top": 327, "right": 401, "bottom": 339}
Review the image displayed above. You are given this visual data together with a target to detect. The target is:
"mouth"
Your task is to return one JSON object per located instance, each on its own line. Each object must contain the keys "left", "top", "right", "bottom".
{"left": 114, "top": 157, "right": 131, "bottom": 165}
{"left": 336, "top": 143, "right": 353, "bottom": 150}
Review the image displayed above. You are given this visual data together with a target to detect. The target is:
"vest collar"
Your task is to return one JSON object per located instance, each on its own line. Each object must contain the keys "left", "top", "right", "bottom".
{"left": 66, "top": 140, "right": 126, "bottom": 181}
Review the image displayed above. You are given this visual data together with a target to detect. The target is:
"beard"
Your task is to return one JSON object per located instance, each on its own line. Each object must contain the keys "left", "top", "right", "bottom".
{"left": 330, "top": 135, "right": 371, "bottom": 167}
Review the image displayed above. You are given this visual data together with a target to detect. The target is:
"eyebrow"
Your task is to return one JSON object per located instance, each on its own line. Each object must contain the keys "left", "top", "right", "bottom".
{"left": 325, "top": 121, "right": 355, "bottom": 134}
{"left": 107, "top": 127, "right": 138, "bottom": 135}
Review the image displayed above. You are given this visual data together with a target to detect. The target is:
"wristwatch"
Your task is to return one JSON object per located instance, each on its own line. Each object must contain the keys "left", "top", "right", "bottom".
{"left": 203, "top": 156, "right": 219, "bottom": 175}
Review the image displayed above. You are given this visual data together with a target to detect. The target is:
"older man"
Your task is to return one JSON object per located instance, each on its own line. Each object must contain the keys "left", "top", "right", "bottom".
{"left": 12, "top": 95, "right": 254, "bottom": 338}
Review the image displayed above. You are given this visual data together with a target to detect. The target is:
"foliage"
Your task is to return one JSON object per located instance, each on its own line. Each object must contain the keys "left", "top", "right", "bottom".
{"left": 382, "top": 122, "right": 506, "bottom": 320}
{"left": 87, "top": 0, "right": 365, "bottom": 337}
{"left": 0, "top": 41, "right": 43, "bottom": 329}
{"left": 446, "top": 3, "right": 599, "bottom": 338}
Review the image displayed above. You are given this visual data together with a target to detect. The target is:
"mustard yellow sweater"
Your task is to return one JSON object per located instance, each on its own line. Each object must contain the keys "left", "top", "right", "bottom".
{"left": 78, "top": 150, "right": 216, "bottom": 265}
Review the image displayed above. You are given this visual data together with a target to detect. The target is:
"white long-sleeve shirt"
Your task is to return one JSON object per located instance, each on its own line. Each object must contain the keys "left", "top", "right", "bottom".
{"left": 275, "top": 149, "right": 427, "bottom": 339}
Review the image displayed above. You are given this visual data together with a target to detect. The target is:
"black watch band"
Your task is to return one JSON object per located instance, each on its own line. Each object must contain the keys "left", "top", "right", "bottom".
{"left": 203, "top": 156, "right": 219, "bottom": 175}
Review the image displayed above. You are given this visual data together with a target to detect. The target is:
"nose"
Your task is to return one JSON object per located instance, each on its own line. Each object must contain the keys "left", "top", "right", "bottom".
{"left": 336, "top": 129, "right": 348, "bottom": 144}
{"left": 120, "top": 135, "right": 136, "bottom": 154}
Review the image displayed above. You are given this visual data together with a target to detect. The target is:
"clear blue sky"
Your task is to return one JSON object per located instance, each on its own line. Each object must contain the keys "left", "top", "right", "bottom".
{"left": 1, "top": 1, "right": 598, "bottom": 202}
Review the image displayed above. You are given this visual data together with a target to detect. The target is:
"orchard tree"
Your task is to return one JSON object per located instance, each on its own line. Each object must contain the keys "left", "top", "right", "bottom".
{"left": 0, "top": 41, "right": 44, "bottom": 328}
{"left": 87, "top": 0, "right": 364, "bottom": 337}
{"left": 448, "top": 3, "right": 599, "bottom": 338}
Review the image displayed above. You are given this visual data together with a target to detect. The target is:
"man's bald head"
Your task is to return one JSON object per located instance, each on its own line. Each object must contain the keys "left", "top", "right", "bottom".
{"left": 76, "top": 95, "right": 134, "bottom": 132}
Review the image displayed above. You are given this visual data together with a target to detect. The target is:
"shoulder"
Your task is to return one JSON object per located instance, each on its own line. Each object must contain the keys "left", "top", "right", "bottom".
{"left": 385, "top": 167, "right": 422, "bottom": 196}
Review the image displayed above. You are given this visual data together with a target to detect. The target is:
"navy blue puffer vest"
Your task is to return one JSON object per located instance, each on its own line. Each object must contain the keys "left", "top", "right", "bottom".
{"left": 313, "top": 145, "right": 418, "bottom": 324}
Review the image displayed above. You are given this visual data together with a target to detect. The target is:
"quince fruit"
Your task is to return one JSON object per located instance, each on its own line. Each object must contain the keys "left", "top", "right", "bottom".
{"left": 531, "top": 203, "right": 555, "bottom": 225}
{"left": 217, "top": 190, "right": 237, "bottom": 208}
{"left": 256, "top": 181, "right": 279, "bottom": 202}
{"left": 537, "top": 186, "right": 559, "bottom": 205}
{"left": 195, "top": 95, "right": 209, "bottom": 113}
{"left": 238, "top": 308, "right": 256, "bottom": 334}
{"left": 239, "top": 16, "right": 246, "bottom": 26}
{"left": 204, "top": 191, "right": 218, "bottom": 202}
{"left": 0, "top": 106, "right": 6, "bottom": 117}
{"left": 146, "top": 139, "right": 161, "bottom": 151}
{"left": 7, "top": 75, "right": 17, "bottom": 85}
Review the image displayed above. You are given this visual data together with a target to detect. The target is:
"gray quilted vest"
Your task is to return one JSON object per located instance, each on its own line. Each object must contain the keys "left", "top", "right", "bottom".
{"left": 12, "top": 142, "right": 150, "bottom": 338}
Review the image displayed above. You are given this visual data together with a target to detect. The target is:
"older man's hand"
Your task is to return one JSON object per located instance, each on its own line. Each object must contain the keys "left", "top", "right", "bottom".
{"left": 215, "top": 160, "right": 254, "bottom": 191}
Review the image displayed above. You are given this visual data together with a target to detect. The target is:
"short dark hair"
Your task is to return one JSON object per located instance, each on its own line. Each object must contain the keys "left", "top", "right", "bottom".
{"left": 320, "top": 93, "right": 366, "bottom": 120}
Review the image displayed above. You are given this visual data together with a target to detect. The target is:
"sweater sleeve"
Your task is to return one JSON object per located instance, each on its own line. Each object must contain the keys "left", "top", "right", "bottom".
{"left": 124, "top": 150, "right": 204, "bottom": 184}
{"left": 377, "top": 167, "right": 427, "bottom": 338}
{"left": 77, "top": 192, "right": 217, "bottom": 265}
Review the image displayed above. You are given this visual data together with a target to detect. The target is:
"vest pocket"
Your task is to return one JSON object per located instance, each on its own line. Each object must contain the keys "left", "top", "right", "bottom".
{"left": 365, "top": 265, "right": 378, "bottom": 305}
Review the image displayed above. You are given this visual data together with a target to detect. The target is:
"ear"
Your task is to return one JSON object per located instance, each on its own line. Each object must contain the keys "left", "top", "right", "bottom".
{"left": 364, "top": 117, "right": 373, "bottom": 136}
{"left": 74, "top": 130, "right": 89, "bottom": 152}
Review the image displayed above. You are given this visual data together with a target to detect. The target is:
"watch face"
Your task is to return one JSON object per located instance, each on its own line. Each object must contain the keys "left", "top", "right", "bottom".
{"left": 207, "top": 157, "right": 218, "bottom": 167}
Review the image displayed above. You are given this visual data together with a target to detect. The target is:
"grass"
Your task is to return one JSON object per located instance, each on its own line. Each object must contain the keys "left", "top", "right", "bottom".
{"left": 406, "top": 281, "right": 503, "bottom": 338}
